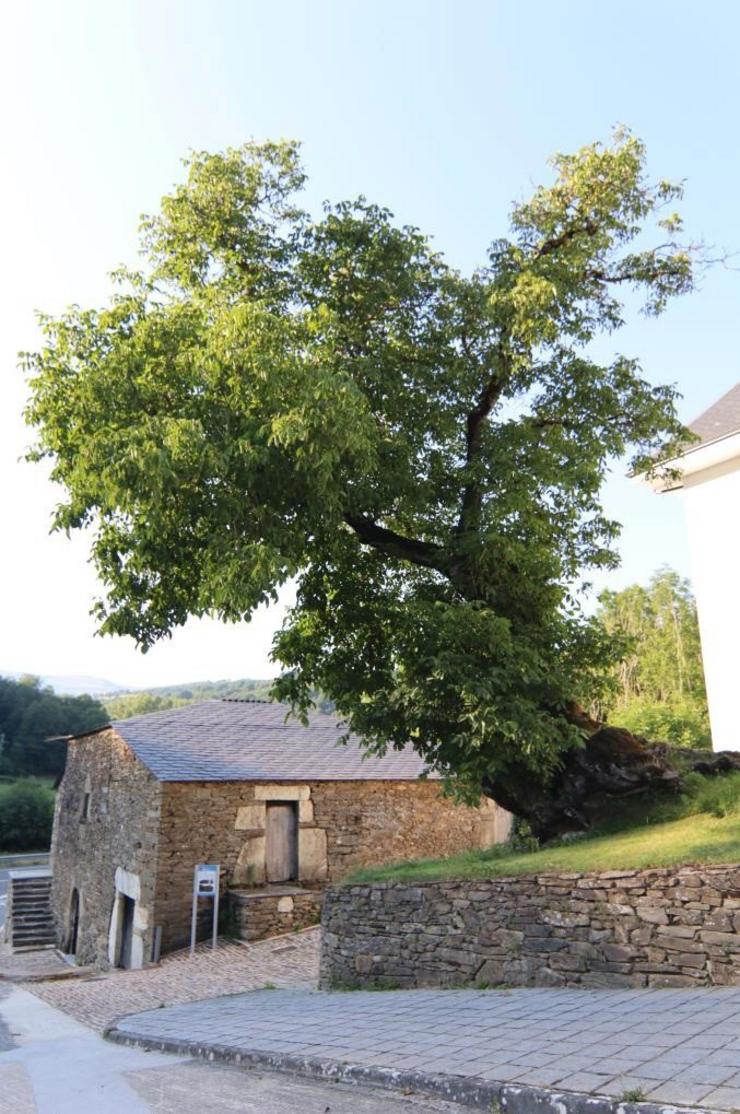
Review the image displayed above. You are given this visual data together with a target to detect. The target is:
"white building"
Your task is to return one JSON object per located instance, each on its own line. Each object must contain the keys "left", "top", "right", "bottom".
{"left": 654, "top": 383, "right": 740, "bottom": 752}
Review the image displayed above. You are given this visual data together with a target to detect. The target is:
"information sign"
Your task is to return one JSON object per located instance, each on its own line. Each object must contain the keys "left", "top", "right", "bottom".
{"left": 190, "top": 863, "right": 220, "bottom": 956}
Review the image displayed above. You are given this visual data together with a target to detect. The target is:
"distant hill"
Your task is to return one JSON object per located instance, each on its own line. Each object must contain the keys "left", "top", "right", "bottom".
{"left": 145, "top": 678, "right": 275, "bottom": 700}
{"left": 2, "top": 673, "right": 330, "bottom": 721}
{"left": 3, "top": 673, "right": 127, "bottom": 697}
{"left": 103, "top": 677, "right": 276, "bottom": 720}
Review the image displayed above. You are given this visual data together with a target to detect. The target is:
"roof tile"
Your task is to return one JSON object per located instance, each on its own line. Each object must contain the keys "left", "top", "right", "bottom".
{"left": 689, "top": 382, "right": 740, "bottom": 445}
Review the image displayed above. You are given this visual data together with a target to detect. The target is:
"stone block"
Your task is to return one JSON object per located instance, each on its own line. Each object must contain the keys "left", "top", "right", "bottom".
{"left": 701, "top": 930, "right": 740, "bottom": 948}
{"left": 636, "top": 906, "right": 669, "bottom": 925}
{"left": 674, "top": 951, "right": 708, "bottom": 969}
{"left": 254, "top": 784, "right": 311, "bottom": 801}
{"left": 475, "top": 958, "right": 505, "bottom": 984}
{"left": 658, "top": 923, "right": 698, "bottom": 938}
{"left": 541, "top": 910, "right": 590, "bottom": 927}
{"left": 601, "top": 942, "right": 635, "bottom": 963}
{"left": 656, "top": 934, "right": 707, "bottom": 953}
{"left": 299, "top": 827, "right": 328, "bottom": 883}
{"left": 299, "top": 799, "right": 314, "bottom": 823}
{"left": 233, "top": 836, "right": 266, "bottom": 885}
{"left": 235, "top": 804, "right": 266, "bottom": 831}
{"left": 648, "top": 973, "right": 705, "bottom": 988}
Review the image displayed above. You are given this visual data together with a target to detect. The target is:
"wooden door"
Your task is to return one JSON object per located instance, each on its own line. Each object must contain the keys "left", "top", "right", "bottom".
{"left": 265, "top": 802, "right": 298, "bottom": 882}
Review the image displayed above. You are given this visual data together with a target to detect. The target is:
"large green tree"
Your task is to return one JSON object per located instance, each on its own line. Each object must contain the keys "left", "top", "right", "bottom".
{"left": 25, "top": 131, "right": 717, "bottom": 836}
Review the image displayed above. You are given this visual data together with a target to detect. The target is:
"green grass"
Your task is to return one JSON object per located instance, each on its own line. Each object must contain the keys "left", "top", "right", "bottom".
{"left": 348, "top": 772, "right": 740, "bottom": 885}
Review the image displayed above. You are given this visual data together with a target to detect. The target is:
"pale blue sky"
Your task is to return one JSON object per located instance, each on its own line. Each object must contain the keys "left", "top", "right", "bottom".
{"left": 1, "top": 0, "right": 738, "bottom": 686}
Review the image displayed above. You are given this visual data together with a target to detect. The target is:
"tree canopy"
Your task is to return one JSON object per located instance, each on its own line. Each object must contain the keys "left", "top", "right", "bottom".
{"left": 25, "top": 130, "right": 698, "bottom": 803}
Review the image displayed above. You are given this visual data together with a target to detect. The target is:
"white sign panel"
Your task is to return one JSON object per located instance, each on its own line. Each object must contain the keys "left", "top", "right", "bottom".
{"left": 194, "top": 863, "right": 219, "bottom": 897}
{"left": 190, "top": 863, "right": 220, "bottom": 955}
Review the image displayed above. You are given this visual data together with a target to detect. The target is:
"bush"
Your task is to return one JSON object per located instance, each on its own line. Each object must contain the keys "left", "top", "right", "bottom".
{"left": 682, "top": 771, "right": 740, "bottom": 818}
{"left": 0, "top": 780, "right": 55, "bottom": 851}
{"left": 615, "top": 698, "right": 712, "bottom": 749}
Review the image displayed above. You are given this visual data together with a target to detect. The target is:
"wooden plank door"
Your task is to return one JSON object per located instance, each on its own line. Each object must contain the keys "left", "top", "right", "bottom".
{"left": 265, "top": 802, "right": 298, "bottom": 882}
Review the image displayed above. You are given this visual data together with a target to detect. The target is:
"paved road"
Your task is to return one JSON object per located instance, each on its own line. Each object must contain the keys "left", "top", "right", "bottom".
{"left": 0, "top": 985, "right": 14, "bottom": 1053}
{"left": 115, "top": 985, "right": 740, "bottom": 1111}
{"left": 0, "top": 987, "right": 465, "bottom": 1113}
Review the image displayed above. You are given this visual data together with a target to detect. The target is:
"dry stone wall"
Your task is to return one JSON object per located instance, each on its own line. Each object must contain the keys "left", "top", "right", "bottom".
{"left": 228, "top": 888, "right": 323, "bottom": 941}
{"left": 320, "top": 865, "right": 740, "bottom": 990}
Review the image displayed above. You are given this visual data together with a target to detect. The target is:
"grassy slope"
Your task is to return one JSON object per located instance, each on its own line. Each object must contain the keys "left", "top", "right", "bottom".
{"left": 349, "top": 772, "right": 740, "bottom": 885}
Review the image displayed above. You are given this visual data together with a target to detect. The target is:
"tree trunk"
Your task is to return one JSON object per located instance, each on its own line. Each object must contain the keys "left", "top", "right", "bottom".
{"left": 482, "top": 710, "right": 740, "bottom": 843}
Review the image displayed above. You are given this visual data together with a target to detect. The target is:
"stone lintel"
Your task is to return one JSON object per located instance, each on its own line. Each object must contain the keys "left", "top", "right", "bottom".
{"left": 254, "top": 785, "right": 310, "bottom": 801}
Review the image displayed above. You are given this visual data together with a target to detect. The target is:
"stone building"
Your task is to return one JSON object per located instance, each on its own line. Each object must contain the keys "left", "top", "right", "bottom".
{"left": 51, "top": 699, "right": 511, "bottom": 969}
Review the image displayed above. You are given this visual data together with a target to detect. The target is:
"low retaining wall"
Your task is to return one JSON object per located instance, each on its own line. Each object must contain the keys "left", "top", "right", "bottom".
{"left": 228, "top": 887, "right": 323, "bottom": 941}
{"left": 320, "top": 864, "right": 740, "bottom": 989}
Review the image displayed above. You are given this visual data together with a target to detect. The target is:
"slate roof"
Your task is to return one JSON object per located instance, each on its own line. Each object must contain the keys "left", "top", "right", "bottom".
{"left": 106, "top": 699, "right": 436, "bottom": 783}
{"left": 689, "top": 382, "right": 740, "bottom": 445}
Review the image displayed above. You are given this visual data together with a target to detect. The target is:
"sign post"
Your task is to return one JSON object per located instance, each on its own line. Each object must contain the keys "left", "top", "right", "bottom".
{"left": 190, "top": 863, "right": 220, "bottom": 956}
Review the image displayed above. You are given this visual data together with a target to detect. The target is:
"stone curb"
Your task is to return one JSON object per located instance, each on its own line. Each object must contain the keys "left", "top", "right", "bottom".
{"left": 105, "top": 1025, "right": 718, "bottom": 1114}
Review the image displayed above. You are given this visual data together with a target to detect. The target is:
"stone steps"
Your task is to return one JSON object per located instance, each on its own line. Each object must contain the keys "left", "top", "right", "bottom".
{"left": 7, "top": 869, "right": 55, "bottom": 951}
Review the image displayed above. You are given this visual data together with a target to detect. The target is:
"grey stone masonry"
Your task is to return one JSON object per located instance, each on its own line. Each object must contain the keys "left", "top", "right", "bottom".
{"left": 228, "top": 886, "right": 323, "bottom": 941}
{"left": 319, "top": 864, "right": 740, "bottom": 990}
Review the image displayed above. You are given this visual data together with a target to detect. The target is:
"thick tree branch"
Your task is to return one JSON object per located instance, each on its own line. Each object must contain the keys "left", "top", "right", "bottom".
{"left": 344, "top": 513, "right": 446, "bottom": 571}
{"left": 534, "top": 218, "right": 599, "bottom": 259}
{"left": 456, "top": 354, "right": 508, "bottom": 535}
{"left": 529, "top": 416, "right": 579, "bottom": 431}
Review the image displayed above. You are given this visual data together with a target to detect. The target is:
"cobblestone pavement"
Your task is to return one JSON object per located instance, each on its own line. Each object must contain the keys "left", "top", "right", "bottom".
{"left": 114, "top": 985, "right": 740, "bottom": 1111}
{"left": 25, "top": 929, "right": 319, "bottom": 1032}
{"left": 0, "top": 944, "right": 72, "bottom": 980}
{"left": 0, "top": 942, "right": 83, "bottom": 982}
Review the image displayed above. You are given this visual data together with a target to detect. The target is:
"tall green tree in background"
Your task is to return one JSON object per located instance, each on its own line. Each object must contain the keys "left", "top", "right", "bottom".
{"left": 25, "top": 130, "right": 714, "bottom": 837}
{"left": 596, "top": 568, "right": 710, "bottom": 748}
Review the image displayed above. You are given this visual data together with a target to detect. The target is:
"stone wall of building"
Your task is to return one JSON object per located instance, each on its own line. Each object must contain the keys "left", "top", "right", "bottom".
{"left": 228, "top": 887, "right": 324, "bottom": 941}
{"left": 51, "top": 730, "right": 162, "bottom": 968}
{"left": 154, "top": 779, "right": 509, "bottom": 954}
{"left": 320, "top": 865, "right": 740, "bottom": 990}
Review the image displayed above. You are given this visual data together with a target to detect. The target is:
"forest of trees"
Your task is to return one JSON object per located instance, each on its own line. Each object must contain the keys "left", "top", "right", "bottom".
{"left": 595, "top": 567, "right": 710, "bottom": 748}
{"left": 0, "top": 675, "right": 107, "bottom": 781}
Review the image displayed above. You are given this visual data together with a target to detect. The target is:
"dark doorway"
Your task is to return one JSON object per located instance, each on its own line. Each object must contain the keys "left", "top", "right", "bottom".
{"left": 67, "top": 888, "right": 80, "bottom": 956}
{"left": 117, "top": 895, "right": 136, "bottom": 968}
{"left": 265, "top": 802, "right": 298, "bottom": 883}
